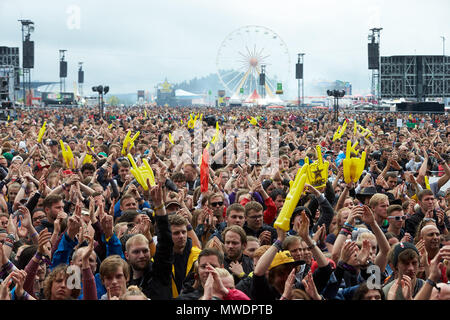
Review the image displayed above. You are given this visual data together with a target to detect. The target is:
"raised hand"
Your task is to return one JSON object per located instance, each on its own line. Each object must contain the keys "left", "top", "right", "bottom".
{"left": 340, "top": 240, "right": 358, "bottom": 264}
{"left": 301, "top": 270, "right": 321, "bottom": 300}
{"left": 281, "top": 268, "right": 296, "bottom": 300}
{"left": 66, "top": 215, "right": 82, "bottom": 241}
{"left": 229, "top": 261, "right": 244, "bottom": 276}
{"left": 297, "top": 211, "right": 311, "bottom": 241}
{"left": 10, "top": 270, "right": 28, "bottom": 299}
{"left": 37, "top": 228, "right": 52, "bottom": 256}
{"left": 356, "top": 239, "right": 371, "bottom": 266}
{"left": 82, "top": 234, "right": 94, "bottom": 269}
{"left": 100, "top": 214, "right": 114, "bottom": 240}
{"left": 361, "top": 205, "right": 376, "bottom": 226}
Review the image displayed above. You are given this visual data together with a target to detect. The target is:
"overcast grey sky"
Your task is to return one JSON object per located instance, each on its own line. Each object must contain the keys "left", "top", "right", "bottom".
{"left": 1, "top": 0, "right": 449, "bottom": 97}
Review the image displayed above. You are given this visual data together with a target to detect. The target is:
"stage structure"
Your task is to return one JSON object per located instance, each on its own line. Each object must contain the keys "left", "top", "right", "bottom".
{"left": 380, "top": 55, "right": 450, "bottom": 101}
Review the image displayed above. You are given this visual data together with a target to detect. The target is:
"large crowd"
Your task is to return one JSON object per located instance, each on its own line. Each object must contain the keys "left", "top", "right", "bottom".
{"left": 0, "top": 105, "right": 449, "bottom": 301}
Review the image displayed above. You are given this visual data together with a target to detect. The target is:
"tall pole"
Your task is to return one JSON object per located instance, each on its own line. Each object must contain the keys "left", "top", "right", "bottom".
{"left": 442, "top": 36, "right": 446, "bottom": 106}
{"left": 297, "top": 53, "right": 305, "bottom": 107}
{"left": 19, "top": 20, "right": 34, "bottom": 107}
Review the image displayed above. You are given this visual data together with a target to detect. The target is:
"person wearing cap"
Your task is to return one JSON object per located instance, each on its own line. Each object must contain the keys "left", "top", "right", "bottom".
{"left": 285, "top": 210, "right": 334, "bottom": 294}
{"left": 251, "top": 224, "right": 306, "bottom": 300}
{"left": 382, "top": 242, "right": 424, "bottom": 299}
{"left": 68, "top": 138, "right": 78, "bottom": 153}
{"left": 165, "top": 200, "right": 182, "bottom": 215}
{"left": 11, "top": 155, "right": 24, "bottom": 166}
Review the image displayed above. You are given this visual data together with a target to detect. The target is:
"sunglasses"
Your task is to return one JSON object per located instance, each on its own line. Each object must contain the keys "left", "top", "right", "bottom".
{"left": 388, "top": 215, "right": 407, "bottom": 221}
{"left": 423, "top": 217, "right": 436, "bottom": 223}
{"left": 210, "top": 201, "right": 224, "bottom": 207}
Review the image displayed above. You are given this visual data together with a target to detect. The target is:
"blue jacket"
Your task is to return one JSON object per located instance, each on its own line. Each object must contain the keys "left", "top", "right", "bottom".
{"left": 51, "top": 233, "right": 124, "bottom": 269}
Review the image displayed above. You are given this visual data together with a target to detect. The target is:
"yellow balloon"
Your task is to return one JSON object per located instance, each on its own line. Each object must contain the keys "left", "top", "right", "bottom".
{"left": 127, "top": 154, "right": 155, "bottom": 191}
{"left": 274, "top": 168, "right": 307, "bottom": 232}
{"left": 37, "top": 121, "right": 47, "bottom": 143}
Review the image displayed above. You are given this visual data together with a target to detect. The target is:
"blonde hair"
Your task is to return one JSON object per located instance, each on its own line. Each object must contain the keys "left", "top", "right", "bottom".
{"left": 125, "top": 234, "right": 149, "bottom": 253}
{"left": 356, "top": 231, "right": 376, "bottom": 247}
{"left": 369, "top": 193, "right": 388, "bottom": 209}
{"left": 215, "top": 268, "right": 235, "bottom": 288}
{"left": 120, "top": 285, "right": 148, "bottom": 300}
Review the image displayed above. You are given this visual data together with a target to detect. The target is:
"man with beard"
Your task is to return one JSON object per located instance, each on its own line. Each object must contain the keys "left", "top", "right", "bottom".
{"left": 36, "top": 194, "right": 66, "bottom": 234}
{"left": 169, "top": 214, "right": 201, "bottom": 298}
{"left": 222, "top": 225, "right": 254, "bottom": 285}
{"left": 123, "top": 183, "right": 173, "bottom": 299}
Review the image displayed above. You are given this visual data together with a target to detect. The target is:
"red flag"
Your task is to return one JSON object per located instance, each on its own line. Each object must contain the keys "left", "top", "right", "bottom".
{"left": 200, "top": 147, "right": 209, "bottom": 192}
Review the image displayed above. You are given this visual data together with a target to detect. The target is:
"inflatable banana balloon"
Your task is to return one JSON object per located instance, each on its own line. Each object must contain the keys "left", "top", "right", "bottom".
{"left": 83, "top": 141, "right": 94, "bottom": 164}
{"left": 424, "top": 176, "right": 431, "bottom": 190}
{"left": 168, "top": 133, "right": 175, "bottom": 145}
{"left": 127, "top": 154, "right": 156, "bottom": 191}
{"left": 121, "top": 130, "right": 140, "bottom": 156}
{"left": 60, "top": 140, "right": 75, "bottom": 169}
{"left": 274, "top": 167, "right": 307, "bottom": 231}
{"left": 210, "top": 122, "right": 220, "bottom": 145}
{"left": 37, "top": 121, "right": 47, "bottom": 143}
{"left": 343, "top": 140, "right": 366, "bottom": 184}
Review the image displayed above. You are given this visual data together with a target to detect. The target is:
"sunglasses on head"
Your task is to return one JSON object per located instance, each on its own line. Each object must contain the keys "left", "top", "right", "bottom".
{"left": 210, "top": 201, "right": 224, "bottom": 207}
{"left": 388, "top": 215, "right": 407, "bottom": 221}
{"left": 423, "top": 217, "right": 436, "bottom": 223}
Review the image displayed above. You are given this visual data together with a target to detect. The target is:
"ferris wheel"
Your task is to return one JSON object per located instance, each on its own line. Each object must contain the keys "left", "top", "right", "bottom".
{"left": 216, "top": 25, "right": 291, "bottom": 100}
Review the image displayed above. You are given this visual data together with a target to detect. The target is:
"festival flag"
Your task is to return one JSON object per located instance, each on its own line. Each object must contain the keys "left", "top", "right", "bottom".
{"left": 200, "top": 147, "right": 209, "bottom": 192}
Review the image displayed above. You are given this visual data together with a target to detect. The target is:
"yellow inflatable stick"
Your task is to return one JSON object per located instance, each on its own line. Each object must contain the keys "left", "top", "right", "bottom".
{"left": 424, "top": 176, "right": 431, "bottom": 190}
{"left": 121, "top": 130, "right": 140, "bottom": 156}
{"left": 210, "top": 122, "right": 220, "bottom": 145}
{"left": 304, "top": 145, "right": 329, "bottom": 189}
{"left": 60, "top": 140, "right": 75, "bottom": 169}
{"left": 168, "top": 133, "right": 175, "bottom": 145}
{"left": 83, "top": 141, "right": 93, "bottom": 164}
{"left": 108, "top": 123, "right": 113, "bottom": 130}
{"left": 144, "top": 110, "right": 147, "bottom": 119}
{"left": 332, "top": 120, "right": 348, "bottom": 141}
{"left": 357, "top": 125, "right": 373, "bottom": 138}
{"left": 127, "top": 154, "right": 155, "bottom": 191}
{"left": 274, "top": 167, "right": 307, "bottom": 231}
{"left": 248, "top": 117, "right": 258, "bottom": 126}
{"left": 37, "top": 121, "right": 47, "bottom": 143}
{"left": 354, "top": 120, "right": 358, "bottom": 136}
{"left": 343, "top": 140, "right": 366, "bottom": 184}
{"left": 187, "top": 113, "right": 196, "bottom": 129}
{"left": 348, "top": 140, "right": 359, "bottom": 156}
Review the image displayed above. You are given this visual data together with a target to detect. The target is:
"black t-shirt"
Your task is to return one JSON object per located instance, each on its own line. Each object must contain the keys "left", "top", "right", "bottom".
{"left": 173, "top": 238, "right": 192, "bottom": 293}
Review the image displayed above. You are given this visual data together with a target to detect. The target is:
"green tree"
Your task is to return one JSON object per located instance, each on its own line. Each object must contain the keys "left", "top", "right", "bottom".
{"left": 107, "top": 96, "right": 120, "bottom": 106}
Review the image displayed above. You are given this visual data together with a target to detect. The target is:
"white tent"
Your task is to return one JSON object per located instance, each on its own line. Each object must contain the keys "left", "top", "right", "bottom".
{"left": 175, "top": 89, "right": 202, "bottom": 99}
